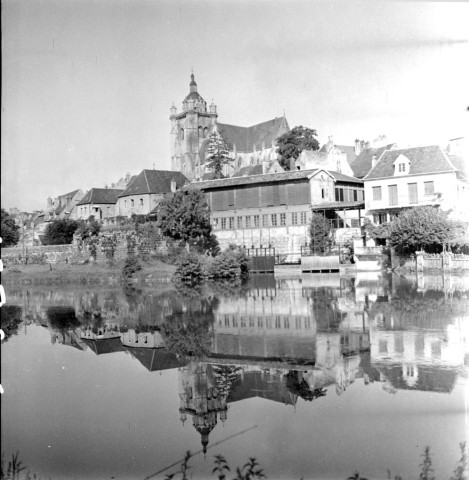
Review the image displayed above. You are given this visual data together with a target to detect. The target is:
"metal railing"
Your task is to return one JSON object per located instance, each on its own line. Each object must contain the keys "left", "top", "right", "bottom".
{"left": 247, "top": 247, "right": 276, "bottom": 257}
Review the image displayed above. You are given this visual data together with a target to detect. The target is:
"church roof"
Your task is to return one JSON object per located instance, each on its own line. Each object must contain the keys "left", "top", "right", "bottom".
{"left": 365, "top": 145, "right": 456, "bottom": 180}
{"left": 185, "top": 91, "right": 204, "bottom": 101}
{"left": 77, "top": 188, "right": 124, "bottom": 206}
{"left": 218, "top": 116, "right": 289, "bottom": 153}
{"left": 118, "top": 170, "right": 189, "bottom": 198}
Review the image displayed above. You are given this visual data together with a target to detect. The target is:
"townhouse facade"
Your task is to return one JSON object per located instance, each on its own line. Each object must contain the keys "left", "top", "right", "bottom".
{"left": 116, "top": 169, "right": 188, "bottom": 217}
{"left": 75, "top": 188, "right": 124, "bottom": 220}
{"left": 364, "top": 145, "right": 469, "bottom": 224}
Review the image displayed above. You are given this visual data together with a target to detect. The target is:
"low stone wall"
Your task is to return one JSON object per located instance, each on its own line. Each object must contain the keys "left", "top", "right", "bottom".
{"left": 1, "top": 227, "right": 168, "bottom": 265}
{"left": 1, "top": 244, "right": 80, "bottom": 265}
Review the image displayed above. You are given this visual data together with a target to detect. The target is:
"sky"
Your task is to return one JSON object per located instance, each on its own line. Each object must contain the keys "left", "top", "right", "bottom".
{"left": 2, "top": 0, "right": 469, "bottom": 212}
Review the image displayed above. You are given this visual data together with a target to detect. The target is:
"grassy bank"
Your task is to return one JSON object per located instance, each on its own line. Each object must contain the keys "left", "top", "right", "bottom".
{"left": 1, "top": 260, "right": 176, "bottom": 286}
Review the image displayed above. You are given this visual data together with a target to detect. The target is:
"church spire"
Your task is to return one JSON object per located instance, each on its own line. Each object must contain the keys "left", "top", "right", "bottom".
{"left": 190, "top": 72, "right": 197, "bottom": 93}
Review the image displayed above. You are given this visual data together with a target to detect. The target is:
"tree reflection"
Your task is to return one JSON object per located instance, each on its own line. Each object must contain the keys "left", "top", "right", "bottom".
{"left": 46, "top": 306, "right": 80, "bottom": 330}
{"left": 285, "top": 371, "right": 327, "bottom": 402}
{"left": 1, "top": 305, "right": 23, "bottom": 342}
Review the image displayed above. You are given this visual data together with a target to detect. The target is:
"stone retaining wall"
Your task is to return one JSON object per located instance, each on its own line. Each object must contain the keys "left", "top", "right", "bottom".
{"left": 1, "top": 244, "right": 80, "bottom": 265}
{"left": 1, "top": 227, "right": 168, "bottom": 265}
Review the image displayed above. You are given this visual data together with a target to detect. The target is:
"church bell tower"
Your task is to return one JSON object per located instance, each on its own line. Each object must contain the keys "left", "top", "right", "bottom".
{"left": 170, "top": 73, "right": 218, "bottom": 180}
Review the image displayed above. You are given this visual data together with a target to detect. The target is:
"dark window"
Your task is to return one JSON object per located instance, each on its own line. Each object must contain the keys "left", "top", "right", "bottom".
{"left": 335, "top": 188, "right": 344, "bottom": 202}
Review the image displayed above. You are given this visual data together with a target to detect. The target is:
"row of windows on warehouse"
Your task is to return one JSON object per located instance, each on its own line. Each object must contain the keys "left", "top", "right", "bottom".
{"left": 213, "top": 211, "right": 311, "bottom": 230}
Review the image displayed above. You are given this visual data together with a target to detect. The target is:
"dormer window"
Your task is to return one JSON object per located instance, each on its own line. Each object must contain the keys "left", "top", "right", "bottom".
{"left": 393, "top": 154, "right": 410, "bottom": 176}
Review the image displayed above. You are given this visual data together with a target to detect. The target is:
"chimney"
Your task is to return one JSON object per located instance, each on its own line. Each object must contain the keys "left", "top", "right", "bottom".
{"left": 354, "top": 139, "right": 361, "bottom": 156}
{"left": 170, "top": 178, "right": 177, "bottom": 193}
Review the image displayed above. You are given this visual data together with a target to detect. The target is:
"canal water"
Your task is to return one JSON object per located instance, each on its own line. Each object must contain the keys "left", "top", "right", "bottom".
{"left": 1, "top": 272, "right": 468, "bottom": 480}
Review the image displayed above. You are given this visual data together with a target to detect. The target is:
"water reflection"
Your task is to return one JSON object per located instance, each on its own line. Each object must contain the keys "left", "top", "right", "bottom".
{"left": 3, "top": 271, "right": 469, "bottom": 473}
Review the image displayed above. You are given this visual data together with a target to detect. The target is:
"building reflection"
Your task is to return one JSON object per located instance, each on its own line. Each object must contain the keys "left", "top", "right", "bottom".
{"left": 4, "top": 271, "right": 469, "bottom": 450}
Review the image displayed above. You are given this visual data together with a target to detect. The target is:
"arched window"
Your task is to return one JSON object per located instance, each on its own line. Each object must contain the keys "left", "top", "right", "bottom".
{"left": 180, "top": 128, "right": 184, "bottom": 139}
{"left": 203, "top": 127, "right": 208, "bottom": 138}
{"left": 124, "top": 200, "right": 127, "bottom": 208}
{"left": 139, "top": 198, "right": 143, "bottom": 206}
{"left": 131, "top": 199, "right": 134, "bottom": 207}
{"left": 198, "top": 126, "right": 203, "bottom": 138}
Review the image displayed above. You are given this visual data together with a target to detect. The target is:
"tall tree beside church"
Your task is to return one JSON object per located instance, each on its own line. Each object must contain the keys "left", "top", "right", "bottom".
{"left": 276, "top": 125, "right": 320, "bottom": 170}
{"left": 205, "top": 128, "right": 231, "bottom": 179}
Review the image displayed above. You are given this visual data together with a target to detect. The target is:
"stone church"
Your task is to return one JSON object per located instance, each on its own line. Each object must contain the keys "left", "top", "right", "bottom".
{"left": 170, "top": 74, "right": 289, "bottom": 181}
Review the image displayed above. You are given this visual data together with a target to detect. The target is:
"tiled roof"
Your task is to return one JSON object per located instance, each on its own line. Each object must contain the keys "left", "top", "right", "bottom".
{"left": 125, "top": 347, "right": 188, "bottom": 371}
{"left": 365, "top": 145, "right": 455, "bottom": 180}
{"left": 232, "top": 164, "right": 264, "bottom": 177}
{"left": 77, "top": 188, "right": 124, "bottom": 206}
{"left": 58, "top": 189, "right": 81, "bottom": 200}
{"left": 218, "top": 117, "right": 289, "bottom": 153}
{"left": 350, "top": 144, "right": 395, "bottom": 178}
{"left": 185, "top": 168, "right": 362, "bottom": 191}
{"left": 118, "top": 170, "right": 189, "bottom": 198}
{"left": 81, "top": 337, "right": 124, "bottom": 355}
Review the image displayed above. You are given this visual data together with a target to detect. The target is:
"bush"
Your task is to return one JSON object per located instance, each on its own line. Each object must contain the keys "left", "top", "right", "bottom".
{"left": 173, "top": 253, "right": 206, "bottom": 285}
{"left": 43, "top": 219, "right": 80, "bottom": 245}
{"left": 122, "top": 255, "right": 142, "bottom": 280}
{"left": 206, "top": 249, "right": 244, "bottom": 279}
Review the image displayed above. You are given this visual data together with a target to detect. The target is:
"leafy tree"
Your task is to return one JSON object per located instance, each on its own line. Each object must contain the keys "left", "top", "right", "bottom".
{"left": 1, "top": 209, "right": 20, "bottom": 247}
{"left": 205, "top": 128, "right": 232, "bottom": 178}
{"left": 43, "top": 218, "right": 79, "bottom": 245}
{"left": 76, "top": 217, "right": 101, "bottom": 240}
{"left": 276, "top": 125, "right": 320, "bottom": 170}
{"left": 388, "top": 206, "right": 465, "bottom": 255}
{"left": 309, "top": 212, "right": 331, "bottom": 252}
{"left": 157, "top": 190, "right": 215, "bottom": 252}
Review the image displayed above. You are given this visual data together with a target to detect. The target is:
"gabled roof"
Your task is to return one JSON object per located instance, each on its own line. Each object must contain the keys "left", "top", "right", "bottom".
{"left": 218, "top": 117, "right": 289, "bottom": 153}
{"left": 365, "top": 145, "right": 456, "bottom": 180}
{"left": 232, "top": 164, "right": 264, "bottom": 177}
{"left": 350, "top": 144, "right": 395, "bottom": 178}
{"left": 77, "top": 188, "right": 124, "bottom": 206}
{"left": 81, "top": 337, "right": 124, "bottom": 355}
{"left": 118, "top": 170, "right": 189, "bottom": 198}
{"left": 125, "top": 347, "right": 188, "bottom": 371}
{"left": 185, "top": 168, "right": 363, "bottom": 191}
{"left": 58, "top": 189, "right": 81, "bottom": 200}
